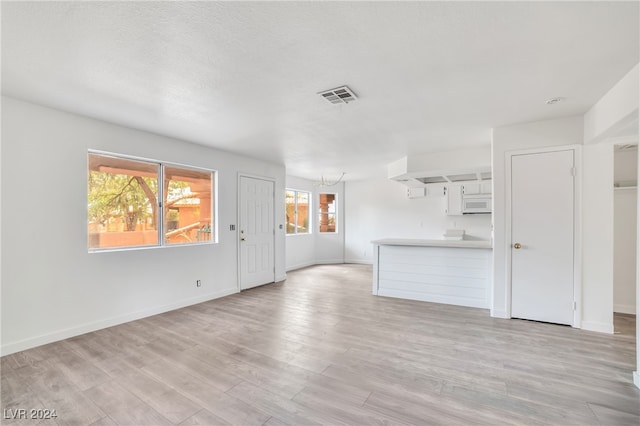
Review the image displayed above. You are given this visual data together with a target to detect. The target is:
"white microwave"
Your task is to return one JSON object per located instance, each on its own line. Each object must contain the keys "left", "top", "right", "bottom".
{"left": 462, "top": 197, "right": 492, "bottom": 214}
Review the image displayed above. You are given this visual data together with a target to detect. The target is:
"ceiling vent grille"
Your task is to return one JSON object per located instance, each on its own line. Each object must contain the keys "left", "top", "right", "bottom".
{"left": 318, "top": 85, "right": 357, "bottom": 105}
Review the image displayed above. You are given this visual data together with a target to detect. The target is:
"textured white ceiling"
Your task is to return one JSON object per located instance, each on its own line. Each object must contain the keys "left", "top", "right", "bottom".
{"left": 2, "top": 2, "right": 638, "bottom": 181}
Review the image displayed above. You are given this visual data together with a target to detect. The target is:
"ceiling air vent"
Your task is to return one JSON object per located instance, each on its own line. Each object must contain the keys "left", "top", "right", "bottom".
{"left": 318, "top": 85, "right": 357, "bottom": 105}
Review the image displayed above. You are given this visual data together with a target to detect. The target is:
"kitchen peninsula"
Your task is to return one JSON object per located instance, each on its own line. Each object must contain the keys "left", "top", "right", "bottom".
{"left": 372, "top": 239, "right": 493, "bottom": 309}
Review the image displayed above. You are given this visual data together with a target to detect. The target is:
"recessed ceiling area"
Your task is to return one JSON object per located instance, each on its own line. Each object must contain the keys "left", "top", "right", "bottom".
{"left": 2, "top": 2, "right": 638, "bottom": 180}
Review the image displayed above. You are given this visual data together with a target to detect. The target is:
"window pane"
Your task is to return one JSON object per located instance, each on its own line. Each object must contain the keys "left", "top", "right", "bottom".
{"left": 163, "top": 165, "right": 214, "bottom": 245}
{"left": 297, "top": 191, "right": 310, "bottom": 234}
{"left": 286, "top": 189, "right": 312, "bottom": 235}
{"left": 88, "top": 153, "right": 159, "bottom": 249}
{"left": 319, "top": 193, "right": 337, "bottom": 233}
{"left": 285, "top": 190, "right": 296, "bottom": 234}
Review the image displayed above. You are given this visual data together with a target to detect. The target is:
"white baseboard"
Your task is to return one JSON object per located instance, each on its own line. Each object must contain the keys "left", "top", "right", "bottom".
{"left": 1, "top": 287, "right": 238, "bottom": 356}
{"left": 344, "top": 258, "right": 373, "bottom": 265}
{"left": 491, "top": 309, "right": 509, "bottom": 319}
{"left": 314, "top": 259, "right": 346, "bottom": 265}
{"left": 614, "top": 304, "right": 636, "bottom": 315}
{"left": 287, "top": 259, "right": 371, "bottom": 271}
{"left": 378, "top": 288, "right": 489, "bottom": 309}
{"left": 285, "top": 261, "right": 316, "bottom": 272}
{"left": 581, "top": 320, "right": 614, "bottom": 334}
{"left": 634, "top": 371, "right": 640, "bottom": 390}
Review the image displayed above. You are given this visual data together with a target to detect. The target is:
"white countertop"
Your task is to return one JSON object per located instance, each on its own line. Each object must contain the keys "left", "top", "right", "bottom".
{"left": 372, "top": 238, "right": 493, "bottom": 249}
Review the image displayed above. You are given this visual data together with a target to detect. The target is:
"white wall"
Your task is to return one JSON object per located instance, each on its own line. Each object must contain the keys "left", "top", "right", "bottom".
{"left": 285, "top": 176, "right": 345, "bottom": 270}
{"left": 493, "top": 115, "right": 635, "bottom": 334}
{"left": 581, "top": 143, "right": 614, "bottom": 332}
{"left": 316, "top": 181, "right": 345, "bottom": 265}
{"left": 614, "top": 187, "right": 637, "bottom": 314}
{"left": 584, "top": 64, "right": 639, "bottom": 144}
{"left": 583, "top": 62, "right": 639, "bottom": 387}
{"left": 1, "top": 97, "right": 286, "bottom": 355}
{"left": 285, "top": 175, "right": 316, "bottom": 271}
{"left": 491, "top": 116, "right": 584, "bottom": 319}
{"left": 345, "top": 178, "right": 492, "bottom": 264}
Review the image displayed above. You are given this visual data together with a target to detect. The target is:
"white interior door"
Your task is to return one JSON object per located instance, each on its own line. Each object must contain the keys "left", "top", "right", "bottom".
{"left": 511, "top": 149, "right": 575, "bottom": 325}
{"left": 239, "top": 176, "right": 275, "bottom": 290}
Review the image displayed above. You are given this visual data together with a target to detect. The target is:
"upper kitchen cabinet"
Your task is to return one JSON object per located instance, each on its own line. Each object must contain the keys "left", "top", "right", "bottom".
{"left": 446, "top": 184, "right": 463, "bottom": 215}
{"left": 406, "top": 184, "right": 446, "bottom": 199}
{"left": 387, "top": 147, "right": 493, "bottom": 214}
{"left": 462, "top": 181, "right": 492, "bottom": 195}
{"left": 446, "top": 180, "right": 493, "bottom": 216}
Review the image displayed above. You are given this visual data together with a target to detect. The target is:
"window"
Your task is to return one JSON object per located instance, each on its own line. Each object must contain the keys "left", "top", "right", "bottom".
{"left": 88, "top": 152, "right": 215, "bottom": 251}
{"left": 318, "top": 193, "right": 337, "bottom": 233}
{"left": 163, "top": 165, "right": 214, "bottom": 245}
{"left": 285, "top": 189, "right": 310, "bottom": 234}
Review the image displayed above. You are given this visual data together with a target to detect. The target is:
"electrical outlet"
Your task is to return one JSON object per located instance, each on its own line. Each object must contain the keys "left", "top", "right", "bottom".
{"left": 196, "top": 280, "right": 201, "bottom": 287}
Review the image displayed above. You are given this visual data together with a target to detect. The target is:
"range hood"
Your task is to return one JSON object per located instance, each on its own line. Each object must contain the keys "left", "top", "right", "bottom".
{"left": 388, "top": 147, "right": 491, "bottom": 187}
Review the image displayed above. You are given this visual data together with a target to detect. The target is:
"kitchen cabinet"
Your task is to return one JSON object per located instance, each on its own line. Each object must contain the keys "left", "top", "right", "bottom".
{"left": 445, "top": 184, "right": 463, "bottom": 215}
{"left": 372, "top": 239, "right": 493, "bottom": 309}
{"left": 407, "top": 187, "right": 426, "bottom": 198}
{"left": 483, "top": 181, "right": 492, "bottom": 194}
{"left": 447, "top": 180, "right": 492, "bottom": 215}
{"left": 462, "top": 180, "right": 492, "bottom": 195}
{"left": 462, "top": 183, "right": 481, "bottom": 195}
{"left": 406, "top": 183, "right": 446, "bottom": 199}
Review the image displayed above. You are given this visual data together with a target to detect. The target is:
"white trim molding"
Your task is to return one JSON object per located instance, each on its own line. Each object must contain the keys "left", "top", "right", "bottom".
{"left": 504, "top": 145, "right": 583, "bottom": 327}
{"left": 1, "top": 287, "right": 238, "bottom": 356}
{"left": 491, "top": 309, "right": 510, "bottom": 319}
{"left": 237, "top": 172, "right": 278, "bottom": 291}
{"left": 581, "top": 320, "right": 615, "bottom": 334}
{"left": 613, "top": 304, "right": 636, "bottom": 315}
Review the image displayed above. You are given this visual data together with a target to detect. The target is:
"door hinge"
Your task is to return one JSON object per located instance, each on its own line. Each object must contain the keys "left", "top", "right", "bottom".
{"left": 574, "top": 301, "right": 577, "bottom": 311}
{"left": 570, "top": 167, "right": 576, "bottom": 177}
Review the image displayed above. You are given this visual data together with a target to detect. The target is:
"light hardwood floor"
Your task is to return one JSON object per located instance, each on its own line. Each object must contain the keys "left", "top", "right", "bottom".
{"left": 2, "top": 264, "right": 639, "bottom": 425}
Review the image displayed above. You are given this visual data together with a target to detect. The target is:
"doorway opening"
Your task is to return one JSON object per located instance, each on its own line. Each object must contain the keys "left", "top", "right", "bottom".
{"left": 613, "top": 143, "right": 638, "bottom": 332}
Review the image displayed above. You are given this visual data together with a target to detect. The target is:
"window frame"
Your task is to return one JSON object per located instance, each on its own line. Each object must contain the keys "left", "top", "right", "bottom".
{"left": 87, "top": 150, "right": 217, "bottom": 252}
{"left": 285, "top": 188, "right": 312, "bottom": 235}
{"left": 318, "top": 192, "right": 338, "bottom": 233}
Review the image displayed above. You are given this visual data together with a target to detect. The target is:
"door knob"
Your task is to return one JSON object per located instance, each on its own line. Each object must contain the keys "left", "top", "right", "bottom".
{"left": 513, "top": 243, "right": 522, "bottom": 249}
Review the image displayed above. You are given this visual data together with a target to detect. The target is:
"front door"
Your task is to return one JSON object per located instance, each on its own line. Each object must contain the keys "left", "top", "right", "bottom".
{"left": 511, "top": 149, "right": 575, "bottom": 325}
{"left": 239, "top": 176, "right": 275, "bottom": 290}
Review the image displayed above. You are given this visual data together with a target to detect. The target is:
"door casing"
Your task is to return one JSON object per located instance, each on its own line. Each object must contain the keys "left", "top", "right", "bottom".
{"left": 237, "top": 173, "right": 276, "bottom": 291}
{"left": 505, "top": 145, "right": 582, "bottom": 327}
